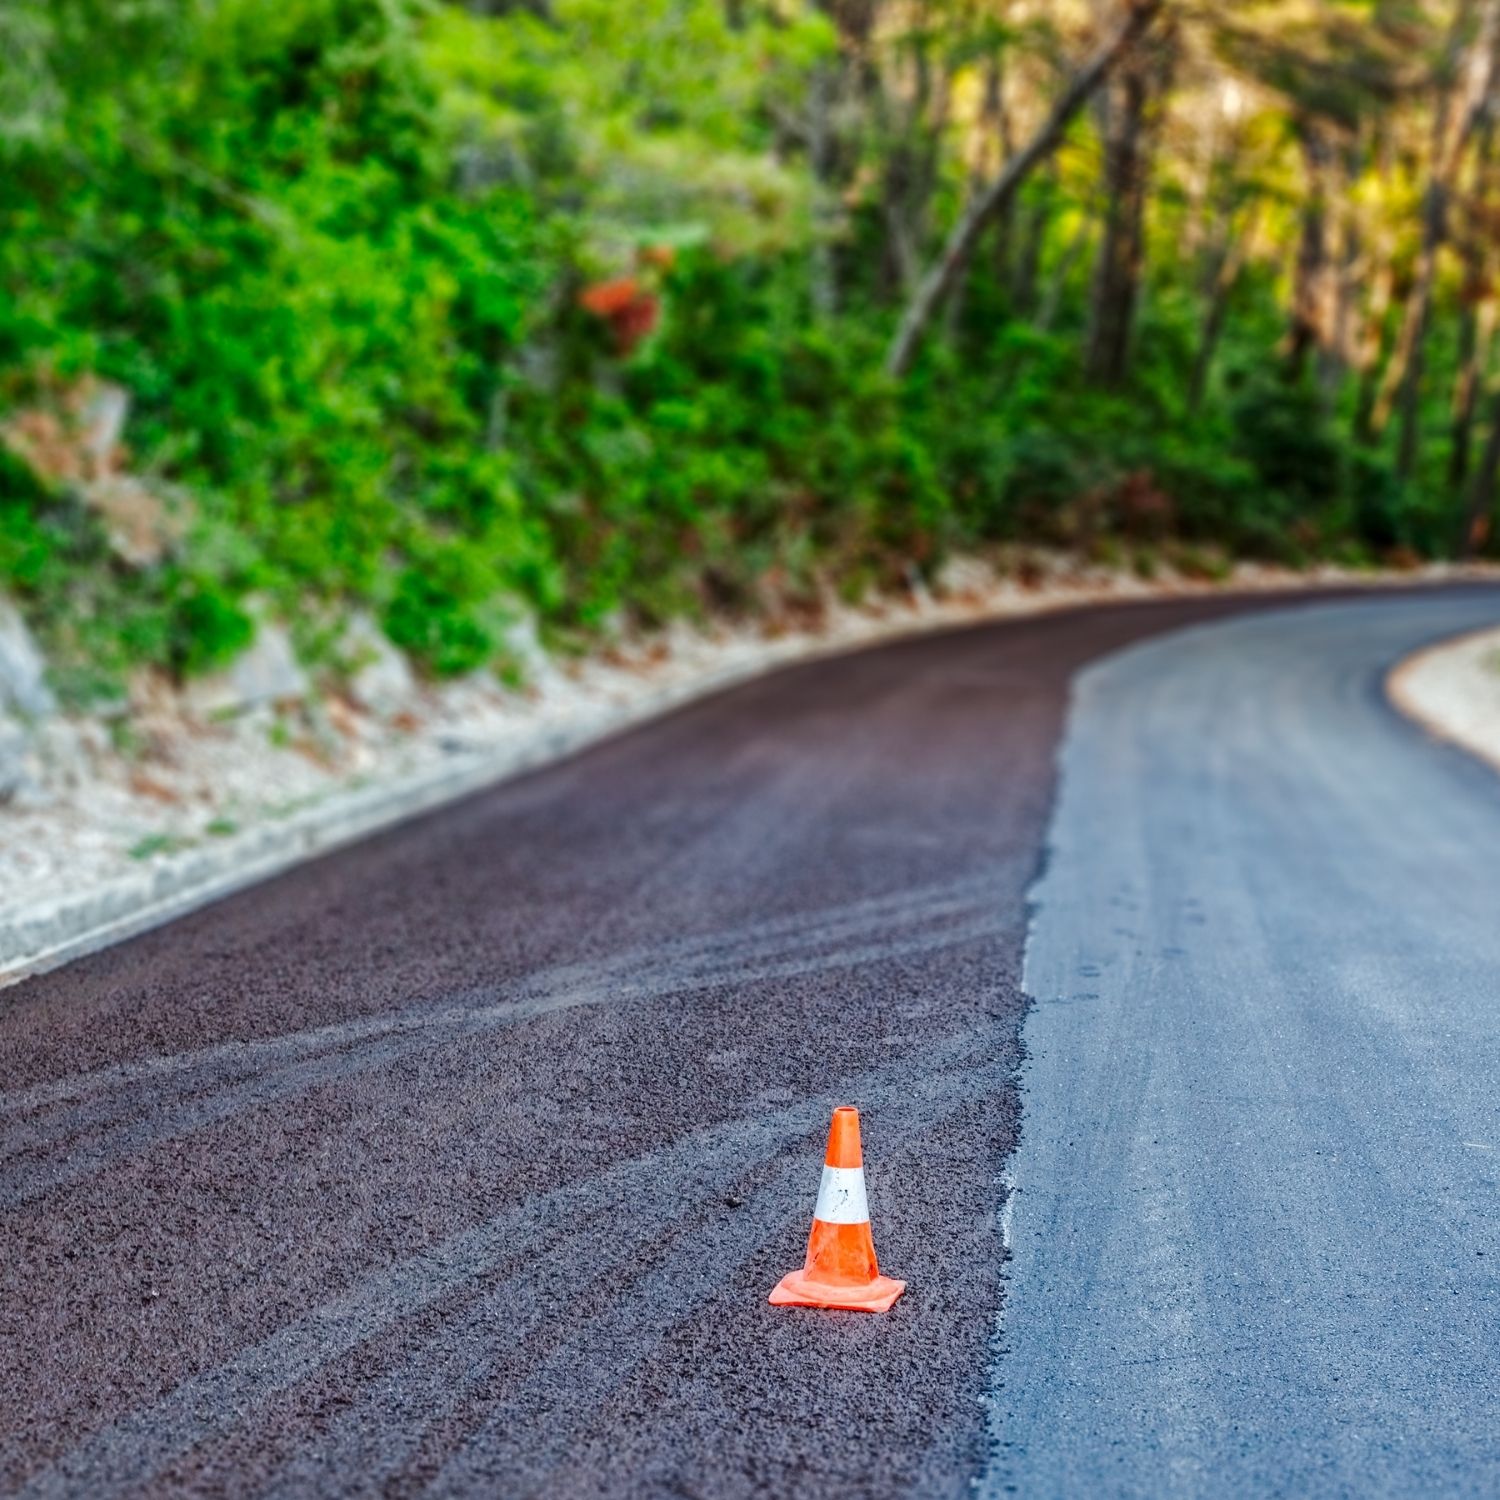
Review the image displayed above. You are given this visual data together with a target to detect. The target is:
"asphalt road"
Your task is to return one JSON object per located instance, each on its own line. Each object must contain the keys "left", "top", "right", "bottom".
{"left": 1, "top": 587, "right": 1496, "bottom": 1498}
{"left": 986, "top": 593, "right": 1500, "bottom": 1498}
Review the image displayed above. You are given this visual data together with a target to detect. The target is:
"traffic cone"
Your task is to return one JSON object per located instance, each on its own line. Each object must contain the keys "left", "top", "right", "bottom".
{"left": 769, "top": 1105, "right": 906, "bottom": 1312}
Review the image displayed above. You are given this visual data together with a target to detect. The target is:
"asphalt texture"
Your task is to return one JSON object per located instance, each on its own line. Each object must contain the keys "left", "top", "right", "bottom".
{"left": 986, "top": 592, "right": 1500, "bottom": 1498}
{"left": 2, "top": 588, "right": 1496, "bottom": 1499}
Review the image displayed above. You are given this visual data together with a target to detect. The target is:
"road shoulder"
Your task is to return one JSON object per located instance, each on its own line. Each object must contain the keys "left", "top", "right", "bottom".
{"left": 1389, "top": 621, "right": 1500, "bottom": 776}
{"left": 10, "top": 559, "right": 1485, "bottom": 989}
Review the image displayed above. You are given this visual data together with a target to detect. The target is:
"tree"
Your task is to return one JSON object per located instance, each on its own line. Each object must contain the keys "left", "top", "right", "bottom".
{"left": 884, "top": 0, "right": 1166, "bottom": 378}
{"left": 1084, "top": 16, "right": 1175, "bottom": 385}
{"left": 1373, "top": 0, "right": 1500, "bottom": 475}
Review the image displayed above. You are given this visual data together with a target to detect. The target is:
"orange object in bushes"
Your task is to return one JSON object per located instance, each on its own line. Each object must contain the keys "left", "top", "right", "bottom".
{"left": 578, "top": 276, "right": 660, "bottom": 354}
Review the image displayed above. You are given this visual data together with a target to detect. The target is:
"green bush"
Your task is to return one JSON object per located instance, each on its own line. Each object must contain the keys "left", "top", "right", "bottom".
{"left": 169, "top": 582, "right": 254, "bottom": 676}
{"left": 0, "top": 0, "right": 1476, "bottom": 703}
{"left": 1228, "top": 372, "right": 1342, "bottom": 514}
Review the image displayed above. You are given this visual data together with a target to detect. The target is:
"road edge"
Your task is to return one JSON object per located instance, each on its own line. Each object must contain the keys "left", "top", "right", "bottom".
{"left": 1387, "top": 622, "right": 1500, "bottom": 777}
{"left": 0, "top": 651, "right": 809, "bottom": 988}
{"left": 6, "top": 569, "right": 1494, "bottom": 990}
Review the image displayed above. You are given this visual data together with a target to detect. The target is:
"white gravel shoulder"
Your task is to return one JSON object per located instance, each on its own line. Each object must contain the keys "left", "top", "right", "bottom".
{"left": 3, "top": 554, "right": 1493, "bottom": 983}
{"left": 1389, "top": 622, "right": 1500, "bottom": 776}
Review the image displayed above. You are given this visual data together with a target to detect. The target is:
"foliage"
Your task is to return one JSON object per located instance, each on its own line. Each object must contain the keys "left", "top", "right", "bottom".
{"left": 0, "top": 0, "right": 1493, "bottom": 696}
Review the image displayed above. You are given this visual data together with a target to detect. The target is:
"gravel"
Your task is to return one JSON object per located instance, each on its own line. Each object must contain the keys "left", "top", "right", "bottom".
{"left": 1388, "top": 620, "right": 1500, "bottom": 775}
{"left": 3, "top": 552, "right": 1494, "bottom": 978}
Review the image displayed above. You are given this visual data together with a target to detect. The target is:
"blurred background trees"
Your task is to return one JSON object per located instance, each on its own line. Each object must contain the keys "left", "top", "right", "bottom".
{"left": 2, "top": 0, "right": 1498, "bottom": 690}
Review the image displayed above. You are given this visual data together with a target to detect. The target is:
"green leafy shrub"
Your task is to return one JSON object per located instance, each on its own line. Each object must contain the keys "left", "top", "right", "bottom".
{"left": 0, "top": 0, "right": 1477, "bottom": 704}
{"left": 1227, "top": 371, "right": 1342, "bottom": 523}
{"left": 169, "top": 582, "right": 254, "bottom": 676}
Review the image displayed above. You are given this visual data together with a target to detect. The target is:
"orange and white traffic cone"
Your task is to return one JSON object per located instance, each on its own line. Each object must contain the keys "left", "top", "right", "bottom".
{"left": 769, "top": 1105, "right": 906, "bottom": 1313}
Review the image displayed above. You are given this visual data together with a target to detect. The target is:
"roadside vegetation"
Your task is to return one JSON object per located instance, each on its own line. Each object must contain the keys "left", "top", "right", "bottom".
{"left": 3, "top": 0, "right": 1499, "bottom": 696}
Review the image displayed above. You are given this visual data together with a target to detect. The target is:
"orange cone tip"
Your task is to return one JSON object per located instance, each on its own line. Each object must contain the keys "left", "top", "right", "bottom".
{"left": 769, "top": 1105, "right": 906, "bottom": 1313}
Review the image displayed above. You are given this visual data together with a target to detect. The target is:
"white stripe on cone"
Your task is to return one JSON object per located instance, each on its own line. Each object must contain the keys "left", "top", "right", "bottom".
{"left": 813, "top": 1164, "right": 869, "bottom": 1225}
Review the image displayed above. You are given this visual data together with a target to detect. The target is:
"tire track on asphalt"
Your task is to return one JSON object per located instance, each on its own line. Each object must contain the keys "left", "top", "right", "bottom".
{"left": 12, "top": 590, "right": 1422, "bottom": 1499}
{"left": 12, "top": 1031, "right": 992, "bottom": 1500}
{"left": 0, "top": 910, "right": 1004, "bottom": 1211}
{"left": 1, "top": 874, "right": 1001, "bottom": 1121}
{"left": 253, "top": 1158, "right": 812, "bottom": 1500}
{"left": 242, "top": 1049, "right": 1001, "bottom": 1500}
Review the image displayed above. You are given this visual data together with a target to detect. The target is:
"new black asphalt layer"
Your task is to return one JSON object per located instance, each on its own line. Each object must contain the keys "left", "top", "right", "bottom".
{"left": 986, "top": 593, "right": 1500, "bottom": 1498}
{"left": 1, "top": 588, "right": 1495, "bottom": 1499}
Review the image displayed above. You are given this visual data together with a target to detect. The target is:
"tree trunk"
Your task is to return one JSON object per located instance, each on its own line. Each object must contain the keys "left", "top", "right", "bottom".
{"left": 936, "top": 51, "right": 1010, "bottom": 339}
{"left": 1319, "top": 154, "right": 1361, "bottom": 400}
{"left": 1449, "top": 290, "right": 1494, "bottom": 489}
{"left": 1083, "top": 46, "right": 1152, "bottom": 384}
{"left": 808, "top": 63, "right": 839, "bottom": 318}
{"left": 1390, "top": 184, "right": 1446, "bottom": 472}
{"left": 877, "top": 41, "right": 929, "bottom": 297}
{"left": 884, "top": 0, "right": 1163, "bottom": 379}
{"left": 980, "top": 47, "right": 1017, "bottom": 292}
{"left": 1285, "top": 119, "right": 1332, "bottom": 382}
{"left": 1352, "top": 250, "right": 1395, "bottom": 442}
{"left": 1461, "top": 385, "right": 1500, "bottom": 555}
{"left": 804, "top": 0, "right": 885, "bottom": 314}
{"left": 1188, "top": 205, "right": 1259, "bottom": 412}
{"left": 1450, "top": 122, "right": 1498, "bottom": 488}
{"left": 1373, "top": 0, "right": 1500, "bottom": 473}
{"left": 1038, "top": 211, "right": 1094, "bottom": 332}
{"left": 1011, "top": 171, "right": 1055, "bottom": 315}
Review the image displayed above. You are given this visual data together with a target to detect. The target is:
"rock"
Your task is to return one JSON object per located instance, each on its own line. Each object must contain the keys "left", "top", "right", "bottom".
{"left": 228, "top": 622, "right": 308, "bottom": 707}
{"left": 339, "top": 613, "right": 415, "bottom": 719}
{"left": 0, "top": 704, "right": 86, "bottom": 810}
{"left": 2, "top": 377, "right": 188, "bottom": 568}
{"left": 1, "top": 407, "right": 79, "bottom": 485}
{"left": 126, "top": 668, "right": 188, "bottom": 762}
{"left": 934, "top": 555, "right": 995, "bottom": 596}
{"left": 33, "top": 720, "right": 99, "bottom": 793}
{"left": 185, "top": 620, "right": 308, "bottom": 718}
{"left": 516, "top": 344, "right": 561, "bottom": 395}
{"left": 903, "top": 561, "right": 935, "bottom": 611}
{"left": 78, "top": 380, "right": 130, "bottom": 473}
{"left": 501, "top": 610, "right": 549, "bottom": 675}
{"left": 82, "top": 473, "right": 187, "bottom": 568}
{"left": 499, "top": 608, "right": 562, "bottom": 691}
{"left": 73, "top": 385, "right": 191, "bottom": 568}
{"left": 1, "top": 374, "right": 127, "bottom": 488}
{"left": 0, "top": 597, "right": 55, "bottom": 719}
{"left": 0, "top": 715, "right": 34, "bottom": 805}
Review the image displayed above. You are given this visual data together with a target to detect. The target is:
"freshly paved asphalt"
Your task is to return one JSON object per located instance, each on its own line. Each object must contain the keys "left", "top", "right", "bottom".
{"left": 1, "top": 587, "right": 1497, "bottom": 1498}
{"left": 985, "top": 593, "right": 1500, "bottom": 1498}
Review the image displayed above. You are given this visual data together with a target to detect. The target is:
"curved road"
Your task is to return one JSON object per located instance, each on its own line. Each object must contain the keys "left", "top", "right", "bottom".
{"left": 1, "top": 587, "right": 1497, "bottom": 1497}
{"left": 987, "top": 594, "right": 1500, "bottom": 1497}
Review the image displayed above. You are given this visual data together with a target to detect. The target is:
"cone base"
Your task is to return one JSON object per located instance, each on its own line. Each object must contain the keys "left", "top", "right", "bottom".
{"left": 768, "top": 1268, "right": 906, "bottom": 1313}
